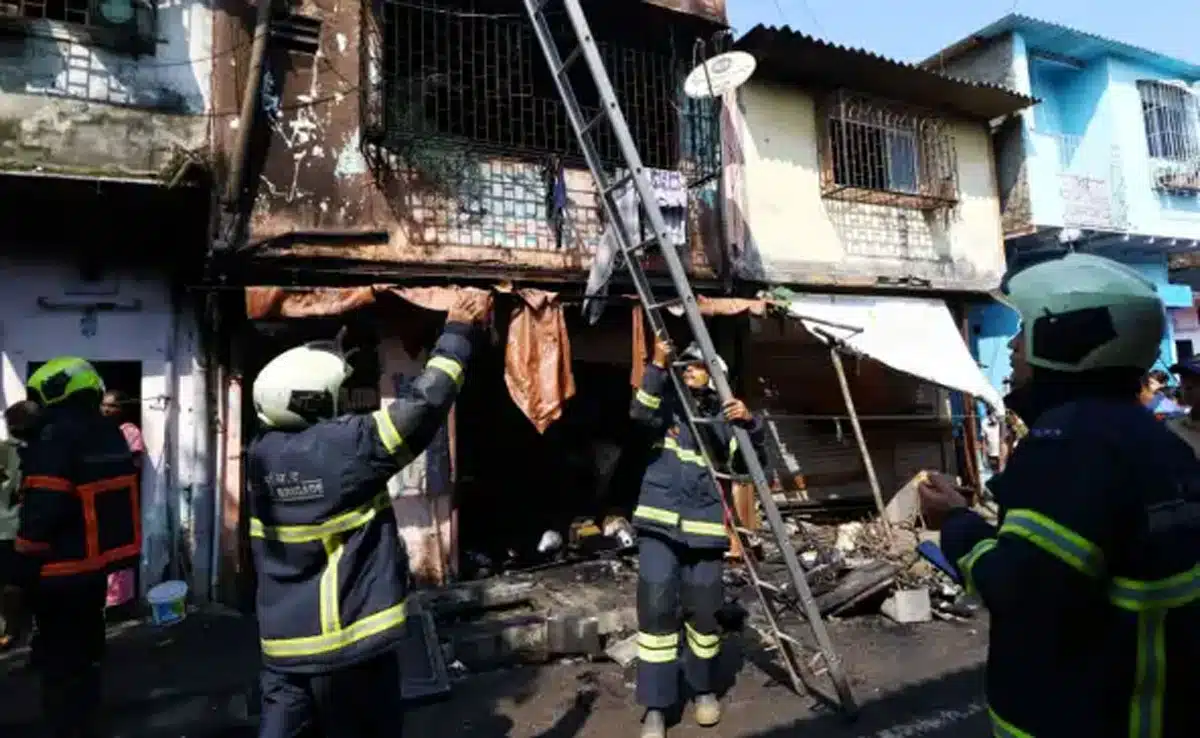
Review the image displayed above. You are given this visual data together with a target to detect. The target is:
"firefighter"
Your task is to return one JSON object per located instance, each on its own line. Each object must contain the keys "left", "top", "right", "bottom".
{"left": 12, "top": 358, "right": 141, "bottom": 738}
{"left": 921, "top": 253, "right": 1200, "bottom": 738}
{"left": 630, "top": 337, "right": 766, "bottom": 738}
{"left": 248, "top": 291, "right": 490, "bottom": 738}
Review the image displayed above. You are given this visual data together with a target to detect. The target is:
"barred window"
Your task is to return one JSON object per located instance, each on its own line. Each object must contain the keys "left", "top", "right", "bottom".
{"left": 1138, "top": 80, "right": 1200, "bottom": 163}
{"left": 820, "top": 91, "right": 958, "bottom": 211}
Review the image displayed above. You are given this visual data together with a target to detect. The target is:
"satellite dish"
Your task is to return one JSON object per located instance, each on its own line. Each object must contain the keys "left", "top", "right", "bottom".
{"left": 683, "top": 51, "right": 757, "bottom": 100}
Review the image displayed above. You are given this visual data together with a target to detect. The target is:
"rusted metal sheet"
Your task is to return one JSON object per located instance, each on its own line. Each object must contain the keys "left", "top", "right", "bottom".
{"left": 643, "top": 0, "right": 726, "bottom": 24}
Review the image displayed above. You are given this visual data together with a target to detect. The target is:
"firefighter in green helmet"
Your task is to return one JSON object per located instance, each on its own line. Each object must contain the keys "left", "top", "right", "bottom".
{"left": 11, "top": 357, "right": 141, "bottom": 738}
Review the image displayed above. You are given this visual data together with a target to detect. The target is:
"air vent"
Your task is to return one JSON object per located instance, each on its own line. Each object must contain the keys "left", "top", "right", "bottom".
{"left": 272, "top": 10, "right": 321, "bottom": 54}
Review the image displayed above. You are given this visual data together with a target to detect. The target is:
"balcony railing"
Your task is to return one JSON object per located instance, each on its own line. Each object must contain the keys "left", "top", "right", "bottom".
{"left": 1031, "top": 131, "right": 1128, "bottom": 231}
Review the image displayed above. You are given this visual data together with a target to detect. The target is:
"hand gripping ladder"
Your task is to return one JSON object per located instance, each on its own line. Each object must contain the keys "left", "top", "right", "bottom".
{"left": 520, "top": 0, "right": 857, "bottom": 716}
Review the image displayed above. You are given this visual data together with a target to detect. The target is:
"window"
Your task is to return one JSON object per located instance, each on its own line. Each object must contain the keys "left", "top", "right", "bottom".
{"left": 820, "top": 91, "right": 958, "bottom": 210}
{"left": 0, "top": 0, "right": 156, "bottom": 54}
{"left": 1139, "top": 80, "right": 1200, "bottom": 163}
{"left": 369, "top": 0, "right": 716, "bottom": 171}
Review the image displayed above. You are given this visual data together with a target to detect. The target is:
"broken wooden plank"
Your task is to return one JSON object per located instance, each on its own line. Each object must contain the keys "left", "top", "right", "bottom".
{"left": 413, "top": 578, "right": 535, "bottom": 618}
{"left": 815, "top": 560, "right": 900, "bottom": 616}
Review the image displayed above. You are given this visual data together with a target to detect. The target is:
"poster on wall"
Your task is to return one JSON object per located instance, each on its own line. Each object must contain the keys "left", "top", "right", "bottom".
{"left": 388, "top": 372, "right": 451, "bottom": 498}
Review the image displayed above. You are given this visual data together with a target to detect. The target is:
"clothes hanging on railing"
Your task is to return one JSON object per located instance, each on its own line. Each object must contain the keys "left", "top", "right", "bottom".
{"left": 583, "top": 167, "right": 688, "bottom": 325}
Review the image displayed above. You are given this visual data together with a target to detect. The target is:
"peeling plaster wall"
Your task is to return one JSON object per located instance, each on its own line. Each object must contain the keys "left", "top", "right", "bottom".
{"left": 0, "top": 6, "right": 213, "bottom": 175}
{"left": 0, "top": 256, "right": 206, "bottom": 598}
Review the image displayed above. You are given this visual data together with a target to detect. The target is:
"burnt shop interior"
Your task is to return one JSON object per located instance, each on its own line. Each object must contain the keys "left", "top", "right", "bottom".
{"left": 241, "top": 300, "right": 737, "bottom": 582}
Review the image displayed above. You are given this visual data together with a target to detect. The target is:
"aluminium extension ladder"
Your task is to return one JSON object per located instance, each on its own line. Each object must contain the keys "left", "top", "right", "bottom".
{"left": 519, "top": 0, "right": 858, "bottom": 716}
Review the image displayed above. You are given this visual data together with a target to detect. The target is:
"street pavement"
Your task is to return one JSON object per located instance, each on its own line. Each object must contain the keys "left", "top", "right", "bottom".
{"left": 406, "top": 617, "right": 993, "bottom": 738}
{"left": 0, "top": 610, "right": 991, "bottom": 737}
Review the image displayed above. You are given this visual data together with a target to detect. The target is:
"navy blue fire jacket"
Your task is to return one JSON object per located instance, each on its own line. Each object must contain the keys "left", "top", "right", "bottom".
{"left": 942, "top": 395, "right": 1200, "bottom": 738}
{"left": 247, "top": 321, "right": 473, "bottom": 674}
{"left": 629, "top": 363, "right": 767, "bottom": 550}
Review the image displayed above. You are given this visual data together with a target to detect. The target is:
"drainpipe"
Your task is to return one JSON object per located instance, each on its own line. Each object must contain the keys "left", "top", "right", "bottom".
{"left": 221, "top": 0, "right": 275, "bottom": 223}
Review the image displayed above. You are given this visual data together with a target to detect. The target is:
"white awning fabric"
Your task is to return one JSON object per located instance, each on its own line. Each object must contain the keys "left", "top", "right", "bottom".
{"left": 783, "top": 293, "right": 1005, "bottom": 414}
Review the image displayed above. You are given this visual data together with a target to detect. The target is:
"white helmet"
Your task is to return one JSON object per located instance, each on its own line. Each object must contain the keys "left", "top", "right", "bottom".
{"left": 1001, "top": 252, "right": 1165, "bottom": 373}
{"left": 253, "top": 340, "right": 351, "bottom": 429}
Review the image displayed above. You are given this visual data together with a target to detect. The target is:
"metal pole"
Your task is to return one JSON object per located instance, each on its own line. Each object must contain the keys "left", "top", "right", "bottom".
{"left": 829, "top": 347, "right": 891, "bottom": 538}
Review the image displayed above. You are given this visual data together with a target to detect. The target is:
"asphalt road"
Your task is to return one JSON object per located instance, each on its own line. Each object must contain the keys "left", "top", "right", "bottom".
{"left": 406, "top": 616, "right": 993, "bottom": 738}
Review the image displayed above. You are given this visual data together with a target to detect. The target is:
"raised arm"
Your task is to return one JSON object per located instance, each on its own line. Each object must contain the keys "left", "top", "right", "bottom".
{"left": 364, "top": 291, "right": 490, "bottom": 480}
{"left": 631, "top": 336, "right": 673, "bottom": 435}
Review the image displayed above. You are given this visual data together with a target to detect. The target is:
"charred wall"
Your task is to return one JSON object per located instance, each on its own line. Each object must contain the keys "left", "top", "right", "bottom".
{"left": 214, "top": 0, "right": 727, "bottom": 278}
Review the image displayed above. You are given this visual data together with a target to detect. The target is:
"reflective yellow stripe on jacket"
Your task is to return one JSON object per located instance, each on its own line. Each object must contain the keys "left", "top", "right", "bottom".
{"left": 250, "top": 491, "right": 406, "bottom": 658}
{"left": 957, "top": 509, "right": 1198, "bottom": 738}
{"left": 633, "top": 504, "right": 727, "bottom": 539}
{"left": 1113, "top": 565, "right": 1199, "bottom": 738}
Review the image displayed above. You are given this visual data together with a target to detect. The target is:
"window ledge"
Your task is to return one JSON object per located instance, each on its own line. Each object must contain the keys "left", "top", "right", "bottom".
{"left": 821, "top": 183, "right": 959, "bottom": 211}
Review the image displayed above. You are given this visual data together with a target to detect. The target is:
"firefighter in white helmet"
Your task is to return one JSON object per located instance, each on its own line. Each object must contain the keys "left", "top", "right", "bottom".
{"left": 919, "top": 253, "right": 1199, "bottom": 737}
{"left": 249, "top": 291, "right": 490, "bottom": 738}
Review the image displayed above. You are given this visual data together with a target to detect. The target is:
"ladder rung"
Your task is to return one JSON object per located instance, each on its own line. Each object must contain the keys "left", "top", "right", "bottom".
{"left": 556, "top": 45, "right": 583, "bottom": 77}
{"left": 603, "top": 172, "right": 633, "bottom": 197}
{"left": 690, "top": 415, "right": 724, "bottom": 425}
{"left": 776, "top": 630, "right": 804, "bottom": 647}
{"left": 755, "top": 579, "right": 784, "bottom": 593}
{"left": 710, "top": 471, "right": 733, "bottom": 481}
{"left": 627, "top": 234, "right": 659, "bottom": 256}
{"left": 647, "top": 295, "right": 683, "bottom": 311}
{"left": 581, "top": 110, "right": 606, "bottom": 134}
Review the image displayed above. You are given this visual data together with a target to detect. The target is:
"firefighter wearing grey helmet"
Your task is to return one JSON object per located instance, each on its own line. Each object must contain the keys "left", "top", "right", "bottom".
{"left": 252, "top": 340, "right": 352, "bottom": 429}
{"left": 920, "top": 251, "right": 1199, "bottom": 738}
{"left": 630, "top": 336, "right": 768, "bottom": 738}
{"left": 1001, "top": 252, "right": 1165, "bottom": 373}
{"left": 677, "top": 342, "right": 728, "bottom": 390}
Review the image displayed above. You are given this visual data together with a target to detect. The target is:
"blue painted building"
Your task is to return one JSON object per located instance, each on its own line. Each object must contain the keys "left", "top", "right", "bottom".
{"left": 926, "top": 15, "right": 1200, "bottom": 396}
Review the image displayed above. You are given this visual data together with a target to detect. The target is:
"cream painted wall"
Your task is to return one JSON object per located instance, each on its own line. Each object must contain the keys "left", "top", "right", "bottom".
{"left": 726, "top": 81, "right": 1007, "bottom": 293}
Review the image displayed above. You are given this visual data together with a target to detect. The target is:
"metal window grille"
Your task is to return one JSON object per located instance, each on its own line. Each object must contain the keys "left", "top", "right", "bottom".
{"left": 819, "top": 91, "right": 958, "bottom": 211}
{"left": 0, "top": 0, "right": 152, "bottom": 31}
{"left": 1138, "top": 80, "right": 1200, "bottom": 192}
{"left": 358, "top": 0, "right": 721, "bottom": 253}
{"left": 0, "top": 0, "right": 156, "bottom": 54}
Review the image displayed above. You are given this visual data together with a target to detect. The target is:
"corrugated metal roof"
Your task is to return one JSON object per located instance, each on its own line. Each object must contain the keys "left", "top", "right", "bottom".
{"left": 734, "top": 25, "right": 1036, "bottom": 121}
{"left": 923, "top": 14, "right": 1200, "bottom": 79}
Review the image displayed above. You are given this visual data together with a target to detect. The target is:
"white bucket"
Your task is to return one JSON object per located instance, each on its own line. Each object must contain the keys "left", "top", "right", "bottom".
{"left": 146, "top": 580, "right": 188, "bottom": 626}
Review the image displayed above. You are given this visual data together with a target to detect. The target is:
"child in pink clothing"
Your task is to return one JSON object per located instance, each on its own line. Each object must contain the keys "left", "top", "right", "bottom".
{"left": 101, "top": 390, "right": 142, "bottom": 608}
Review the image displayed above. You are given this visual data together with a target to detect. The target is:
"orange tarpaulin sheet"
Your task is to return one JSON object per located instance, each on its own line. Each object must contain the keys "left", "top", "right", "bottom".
{"left": 246, "top": 285, "right": 571, "bottom": 434}
{"left": 246, "top": 286, "right": 765, "bottom": 431}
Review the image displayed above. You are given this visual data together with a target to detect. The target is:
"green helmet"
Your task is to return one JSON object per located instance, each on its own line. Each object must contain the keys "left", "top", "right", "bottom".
{"left": 27, "top": 357, "right": 106, "bottom": 406}
{"left": 1001, "top": 253, "right": 1165, "bottom": 373}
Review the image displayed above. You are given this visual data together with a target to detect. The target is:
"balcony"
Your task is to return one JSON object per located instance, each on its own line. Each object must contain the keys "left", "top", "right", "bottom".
{"left": 1029, "top": 131, "right": 1128, "bottom": 232}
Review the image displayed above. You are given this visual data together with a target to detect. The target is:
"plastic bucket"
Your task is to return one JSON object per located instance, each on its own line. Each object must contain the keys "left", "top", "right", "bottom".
{"left": 146, "top": 580, "right": 188, "bottom": 626}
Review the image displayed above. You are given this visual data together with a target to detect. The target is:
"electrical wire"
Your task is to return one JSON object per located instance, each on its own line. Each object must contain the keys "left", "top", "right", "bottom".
{"left": 123, "top": 38, "right": 253, "bottom": 68}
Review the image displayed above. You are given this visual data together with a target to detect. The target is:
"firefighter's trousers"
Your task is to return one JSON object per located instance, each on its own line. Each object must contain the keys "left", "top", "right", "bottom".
{"left": 34, "top": 574, "right": 108, "bottom": 738}
{"left": 635, "top": 532, "right": 724, "bottom": 710}
{"left": 258, "top": 650, "right": 404, "bottom": 738}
